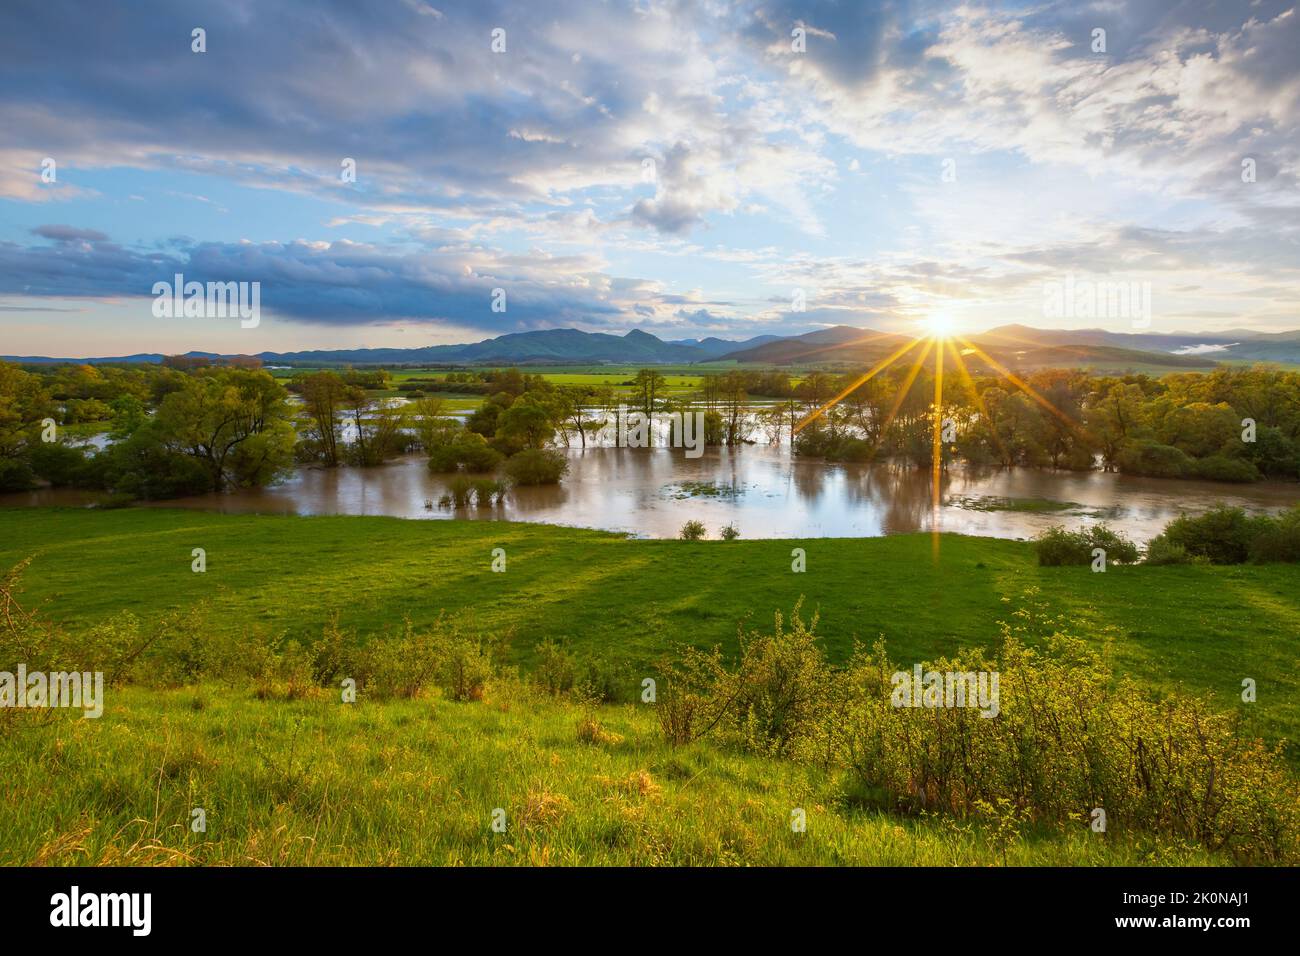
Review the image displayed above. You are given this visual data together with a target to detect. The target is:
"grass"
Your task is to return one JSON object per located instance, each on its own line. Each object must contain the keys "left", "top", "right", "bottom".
{"left": 947, "top": 495, "right": 1082, "bottom": 513}
{"left": 2, "top": 506, "right": 1299, "bottom": 762}
{"left": 0, "top": 681, "right": 1226, "bottom": 866}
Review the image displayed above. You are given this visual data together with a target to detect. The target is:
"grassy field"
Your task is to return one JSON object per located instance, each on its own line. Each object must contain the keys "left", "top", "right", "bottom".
{"left": 2, "top": 506, "right": 1299, "bottom": 759}
{"left": 267, "top": 364, "right": 811, "bottom": 400}
{"left": 0, "top": 680, "right": 1225, "bottom": 866}
{"left": 3, "top": 506, "right": 1299, "bottom": 866}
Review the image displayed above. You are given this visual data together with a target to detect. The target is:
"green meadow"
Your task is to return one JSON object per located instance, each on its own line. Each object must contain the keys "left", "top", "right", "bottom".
{"left": 3, "top": 507, "right": 1299, "bottom": 866}
{"left": 3, "top": 506, "right": 1298, "bottom": 755}
{"left": 0, "top": 681, "right": 1227, "bottom": 866}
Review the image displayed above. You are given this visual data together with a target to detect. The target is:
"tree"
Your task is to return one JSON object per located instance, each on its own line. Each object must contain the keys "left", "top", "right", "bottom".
{"left": 633, "top": 369, "right": 666, "bottom": 446}
{"left": 299, "top": 371, "right": 347, "bottom": 466}
{"left": 0, "top": 362, "right": 54, "bottom": 461}
{"left": 497, "top": 393, "right": 556, "bottom": 450}
{"left": 1085, "top": 382, "right": 1146, "bottom": 471}
{"left": 556, "top": 386, "right": 600, "bottom": 449}
{"left": 343, "top": 388, "right": 405, "bottom": 467}
{"left": 719, "top": 371, "right": 750, "bottom": 445}
{"left": 151, "top": 367, "right": 297, "bottom": 490}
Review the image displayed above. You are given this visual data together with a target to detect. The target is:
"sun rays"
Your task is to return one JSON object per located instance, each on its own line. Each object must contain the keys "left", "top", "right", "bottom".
{"left": 791, "top": 323, "right": 1080, "bottom": 563}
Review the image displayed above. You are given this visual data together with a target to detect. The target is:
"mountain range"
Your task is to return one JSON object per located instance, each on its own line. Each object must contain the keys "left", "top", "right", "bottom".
{"left": 7, "top": 323, "right": 1300, "bottom": 369}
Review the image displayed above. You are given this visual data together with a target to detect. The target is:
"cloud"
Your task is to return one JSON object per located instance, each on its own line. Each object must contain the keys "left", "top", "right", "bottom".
{"left": 0, "top": 0, "right": 831, "bottom": 237}
{"left": 31, "top": 224, "right": 110, "bottom": 243}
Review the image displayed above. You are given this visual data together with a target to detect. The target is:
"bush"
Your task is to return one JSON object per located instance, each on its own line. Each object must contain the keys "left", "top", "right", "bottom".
{"left": 504, "top": 448, "right": 567, "bottom": 485}
{"left": 825, "top": 617, "right": 1300, "bottom": 863}
{"left": 1115, "top": 440, "right": 1191, "bottom": 478}
{"left": 426, "top": 443, "right": 462, "bottom": 473}
{"left": 458, "top": 433, "right": 504, "bottom": 473}
{"left": 0, "top": 457, "right": 37, "bottom": 492}
{"left": 426, "top": 431, "right": 504, "bottom": 474}
{"left": 1250, "top": 506, "right": 1300, "bottom": 563}
{"left": 1158, "top": 506, "right": 1269, "bottom": 565}
{"left": 575, "top": 654, "right": 632, "bottom": 704}
{"left": 679, "top": 520, "right": 707, "bottom": 541}
{"left": 360, "top": 615, "right": 500, "bottom": 701}
{"left": 1033, "top": 524, "right": 1139, "bottom": 566}
{"left": 725, "top": 601, "right": 831, "bottom": 758}
{"left": 719, "top": 523, "right": 740, "bottom": 541}
{"left": 27, "top": 442, "right": 91, "bottom": 487}
{"left": 533, "top": 638, "right": 576, "bottom": 696}
{"left": 1143, "top": 535, "right": 1198, "bottom": 566}
{"left": 1190, "top": 455, "right": 1260, "bottom": 483}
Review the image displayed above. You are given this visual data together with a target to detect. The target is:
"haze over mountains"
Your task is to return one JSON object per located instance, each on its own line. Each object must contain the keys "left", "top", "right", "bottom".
{"left": 7, "top": 324, "right": 1300, "bottom": 369}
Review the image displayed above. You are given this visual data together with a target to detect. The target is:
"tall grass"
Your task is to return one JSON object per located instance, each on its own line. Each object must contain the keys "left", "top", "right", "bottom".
{"left": 5, "top": 555, "right": 1296, "bottom": 864}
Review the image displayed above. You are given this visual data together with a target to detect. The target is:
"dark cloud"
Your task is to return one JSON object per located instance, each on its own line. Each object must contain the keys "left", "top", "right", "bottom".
{"left": 0, "top": 231, "right": 630, "bottom": 330}
{"left": 31, "top": 225, "right": 110, "bottom": 243}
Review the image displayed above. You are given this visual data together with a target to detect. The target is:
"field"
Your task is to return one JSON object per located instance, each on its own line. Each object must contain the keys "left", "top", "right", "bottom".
{"left": 0, "top": 680, "right": 1227, "bottom": 866}
{"left": 3, "top": 507, "right": 1299, "bottom": 758}
{"left": 267, "top": 364, "right": 813, "bottom": 401}
{"left": 3, "top": 507, "right": 1298, "bottom": 866}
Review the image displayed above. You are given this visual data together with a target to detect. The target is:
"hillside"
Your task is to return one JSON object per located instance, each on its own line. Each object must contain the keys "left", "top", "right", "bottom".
{"left": 10, "top": 322, "right": 1300, "bottom": 368}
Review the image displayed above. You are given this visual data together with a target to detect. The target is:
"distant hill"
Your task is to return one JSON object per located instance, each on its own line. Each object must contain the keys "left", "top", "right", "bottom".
{"left": 717, "top": 325, "right": 896, "bottom": 363}
{"left": 667, "top": 334, "right": 784, "bottom": 358}
{"left": 7, "top": 321, "right": 1300, "bottom": 369}
{"left": 720, "top": 325, "right": 1224, "bottom": 371}
{"left": 977, "top": 324, "right": 1300, "bottom": 365}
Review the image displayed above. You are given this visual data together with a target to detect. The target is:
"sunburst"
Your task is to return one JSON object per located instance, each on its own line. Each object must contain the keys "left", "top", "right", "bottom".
{"left": 792, "top": 324, "right": 1082, "bottom": 563}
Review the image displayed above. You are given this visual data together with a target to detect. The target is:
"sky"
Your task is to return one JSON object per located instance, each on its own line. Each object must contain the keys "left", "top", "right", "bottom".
{"left": 0, "top": 0, "right": 1298, "bottom": 357}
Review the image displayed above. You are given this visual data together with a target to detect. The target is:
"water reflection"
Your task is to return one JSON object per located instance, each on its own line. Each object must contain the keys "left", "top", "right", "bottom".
{"left": 5, "top": 446, "right": 1296, "bottom": 543}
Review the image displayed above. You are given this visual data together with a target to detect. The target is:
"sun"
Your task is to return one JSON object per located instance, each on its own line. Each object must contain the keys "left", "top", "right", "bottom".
{"left": 921, "top": 314, "right": 956, "bottom": 339}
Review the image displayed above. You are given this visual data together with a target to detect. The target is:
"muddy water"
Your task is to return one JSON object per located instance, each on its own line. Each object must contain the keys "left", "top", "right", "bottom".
{"left": 7, "top": 446, "right": 1297, "bottom": 542}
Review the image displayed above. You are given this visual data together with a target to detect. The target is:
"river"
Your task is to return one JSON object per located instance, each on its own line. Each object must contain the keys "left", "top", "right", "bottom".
{"left": 6, "top": 445, "right": 1297, "bottom": 542}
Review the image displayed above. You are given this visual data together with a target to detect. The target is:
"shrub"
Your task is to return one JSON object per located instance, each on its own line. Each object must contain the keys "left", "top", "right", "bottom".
{"left": 439, "top": 631, "right": 495, "bottom": 702}
{"left": 458, "top": 433, "right": 504, "bottom": 473}
{"left": 724, "top": 601, "right": 831, "bottom": 759}
{"left": 504, "top": 448, "right": 567, "bottom": 485}
{"left": 0, "top": 457, "right": 37, "bottom": 492}
{"left": 719, "top": 523, "right": 740, "bottom": 541}
{"left": 575, "top": 654, "right": 632, "bottom": 704}
{"left": 426, "top": 430, "right": 503, "bottom": 474}
{"left": 361, "top": 615, "right": 499, "bottom": 701}
{"left": 27, "top": 442, "right": 91, "bottom": 487}
{"left": 1190, "top": 455, "right": 1260, "bottom": 483}
{"left": 1115, "top": 440, "right": 1191, "bottom": 478}
{"left": 827, "top": 620, "right": 1300, "bottom": 863}
{"left": 426, "top": 444, "right": 461, "bottom": 473}
{"left": 679, "top": 519, "right": 707, "bottom": 541}
{"left": 1250, "top": 506, "right": 1300, "bottom": 563}
{"left": 1033, "top": 524, "right": 1139, "bottom": 566}
{"left": 446, "top": 475, "right": 474, "bottom": 508}
{"left": 654, "top": 645, "right": 726, "bottom": 746}
{"left": 533, "top": 638, "right": 576, "bottom": 696}
{"left": 1158, "top": 505, "right": 1270, "bottom": 564}
{"left": 1143, "top": 535, "right": 1198, "bottom": 566}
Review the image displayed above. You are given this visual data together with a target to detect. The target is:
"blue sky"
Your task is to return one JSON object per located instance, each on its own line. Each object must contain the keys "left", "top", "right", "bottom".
{"left": 1, "top": 0, "right": 1298, "bottom": 356}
